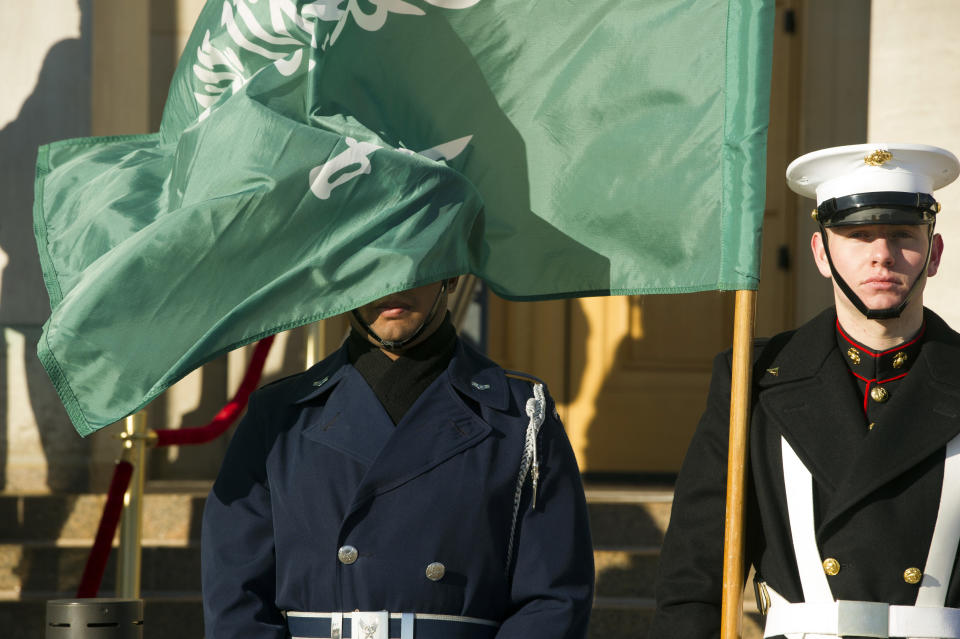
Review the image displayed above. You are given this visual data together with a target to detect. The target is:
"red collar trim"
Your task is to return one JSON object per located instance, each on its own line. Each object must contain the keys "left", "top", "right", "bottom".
{"left": 835, "top": 318, "right": 926, "bottom": 356}
{"left": 849, "top": 369, "right": 909, "bottom": 385}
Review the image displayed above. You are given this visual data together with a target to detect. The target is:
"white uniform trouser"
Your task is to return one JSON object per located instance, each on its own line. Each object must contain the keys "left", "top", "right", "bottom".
{"left": 761, "top": 435, "right": 960, "bottom": 638}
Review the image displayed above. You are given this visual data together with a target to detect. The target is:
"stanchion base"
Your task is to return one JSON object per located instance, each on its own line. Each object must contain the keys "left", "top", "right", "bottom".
{"left": 46, "top": 599, "right": 143, "bottom": 638}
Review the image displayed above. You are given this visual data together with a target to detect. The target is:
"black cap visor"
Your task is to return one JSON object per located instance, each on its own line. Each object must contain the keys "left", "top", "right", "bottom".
{"left": 825, "top": 206, "right": 935, "bottom": 227}
{"left": 817, "top": 191, "right": 938, "bottom": 227}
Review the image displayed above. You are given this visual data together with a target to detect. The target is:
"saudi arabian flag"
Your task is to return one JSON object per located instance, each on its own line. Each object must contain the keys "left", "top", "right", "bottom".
{"left": 35, "top": 0, "right": 775, "bottom": 436}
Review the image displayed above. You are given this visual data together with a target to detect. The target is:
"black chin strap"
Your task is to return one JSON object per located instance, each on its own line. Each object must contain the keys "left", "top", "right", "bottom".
{"left": 818, "top": 222, "right": 935, "bottom": 320}
{"left": 352, "top": 280, "right": 448, "bottom": 351}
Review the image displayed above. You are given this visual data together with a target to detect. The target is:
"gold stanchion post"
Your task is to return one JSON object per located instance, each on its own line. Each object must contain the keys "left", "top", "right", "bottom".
{"left": 116, "top": 411, "right": 150, "bottom": 598}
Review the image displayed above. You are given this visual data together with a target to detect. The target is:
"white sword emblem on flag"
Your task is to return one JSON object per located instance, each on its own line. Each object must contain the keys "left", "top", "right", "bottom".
{"left": 193, "top": 0, "right": 483, "bottom": 119}
{"left": 309, "top": 135, "right": 473, "bottom": 200}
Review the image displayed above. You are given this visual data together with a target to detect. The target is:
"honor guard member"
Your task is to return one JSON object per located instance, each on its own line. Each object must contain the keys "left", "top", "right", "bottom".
{"left": 201, "top": 277, "right": 594, "bottom": 639}
{"left": 649, "top": 143, "right": 960, "bottom": 639}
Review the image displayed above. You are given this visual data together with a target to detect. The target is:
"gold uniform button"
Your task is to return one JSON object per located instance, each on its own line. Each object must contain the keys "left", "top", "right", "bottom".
{"left": 870, "top": 386, "right": 889, "bottom": 403}
{"left": 904, "top": 567, "right": 923, "bottom": 584}
{"left": 425, "top": 562, "right": 446, "bottom": 581}
{"left": 823, "top": 558, "right": 840, "bottom": 576}
{"left": 338, "top": 545, "right": 358, "bottom": 565}
{"left": 868, "top": 422, "right": 876, "bottom": 431}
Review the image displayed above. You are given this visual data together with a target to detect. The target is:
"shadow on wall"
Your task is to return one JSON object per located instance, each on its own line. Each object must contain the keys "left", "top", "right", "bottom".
{"left": 554, "top": 301, "right": 668, "bottom": 637}
{"left": 0, "top": 0, "right": 93, "bottom": 493}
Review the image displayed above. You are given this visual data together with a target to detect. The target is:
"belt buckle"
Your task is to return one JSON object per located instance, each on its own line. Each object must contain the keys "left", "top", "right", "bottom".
{"left": 836, "top": 600, "right": 889, "bottom": 638}
{"left": 351, "top": 611, "right": 389, "bottom": 639}
{"left": 753, "top": 579, "right": 771, "bottom": 616}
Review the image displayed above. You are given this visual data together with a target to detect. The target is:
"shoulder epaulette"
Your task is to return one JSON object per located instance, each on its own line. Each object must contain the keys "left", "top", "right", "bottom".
{"left": 504, "top": 370, "right": 547, "bottom": 387}
{"left": 258, "top": 372, "right": 300, "bottom": 391}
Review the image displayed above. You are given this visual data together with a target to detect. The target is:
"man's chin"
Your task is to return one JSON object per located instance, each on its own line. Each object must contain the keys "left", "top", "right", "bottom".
{"left": 370, "top": 326, "right": 419, "bottom": 345}
{"left": 860, "top": 295, "right": 910, "bottom": 314}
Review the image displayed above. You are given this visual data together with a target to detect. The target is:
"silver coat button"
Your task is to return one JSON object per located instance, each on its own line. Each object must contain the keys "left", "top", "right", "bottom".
{"left": 338, "top": 545, "right": 358, "bottom": 564}
{"left": 425, "top": 562, "right": 446, "bottom": 581}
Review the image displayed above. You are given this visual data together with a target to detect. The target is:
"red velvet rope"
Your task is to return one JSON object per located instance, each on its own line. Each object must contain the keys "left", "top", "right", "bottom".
{"left": 76, "top": 460, "right": 133, "bottom": 598}
{"left": 153, "top": 336, "right": 276, "bottom": 447}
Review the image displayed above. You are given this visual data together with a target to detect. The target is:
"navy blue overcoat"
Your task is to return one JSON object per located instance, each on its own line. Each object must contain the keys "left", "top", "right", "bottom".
{"left": 202, "top": 338, "right": 594, "bottom": 638}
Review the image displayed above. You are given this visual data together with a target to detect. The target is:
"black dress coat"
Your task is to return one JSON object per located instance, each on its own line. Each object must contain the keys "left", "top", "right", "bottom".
{"left": 201, "top": 338, "right": 594, "bottom": 639}
{"left": 650, "top": 308, "right": 960, "bottom": 638}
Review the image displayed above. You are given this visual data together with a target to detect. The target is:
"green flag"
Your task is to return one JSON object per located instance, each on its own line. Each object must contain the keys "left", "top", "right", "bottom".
{"left": 35, "top": 0, "right": 775, "bottom": 436}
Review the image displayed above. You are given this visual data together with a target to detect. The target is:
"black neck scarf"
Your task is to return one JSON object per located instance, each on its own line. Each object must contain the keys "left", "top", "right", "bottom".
{"left": 346, "top": 313, "right": 457, "bottom": 425}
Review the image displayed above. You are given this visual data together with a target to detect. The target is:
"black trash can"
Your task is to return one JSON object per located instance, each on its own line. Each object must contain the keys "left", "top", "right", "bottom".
{"left": 46, "top": 599, "right": 143, "bottom": 639}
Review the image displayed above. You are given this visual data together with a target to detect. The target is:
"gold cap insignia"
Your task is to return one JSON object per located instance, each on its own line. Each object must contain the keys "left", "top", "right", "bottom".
{"left": 847, "top": 347, "right": 861, "bottom": 365}
{"left": 864, "top": 149, "right": 893, "bottom": 166}
{"left": 893, "top": 351, "right": 907, "bottom": 369}
{"left": 811, "top": 208, "right": 819, "bottom": 221}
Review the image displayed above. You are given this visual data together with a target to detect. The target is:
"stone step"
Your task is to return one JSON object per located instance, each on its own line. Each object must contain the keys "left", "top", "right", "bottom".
{"left": 593, "top": 547, "right": 658, "bottom": 599}
{"left": 0, "top": 544, "right": 201, "bottom": 597}
{"left": 0, "top": 482, "right": 209, "bottom": 545}
{"left": 584, "top": 485, "right": 673, "bottom": 548}
{"left": 587, "top": 598, "right": 764, "bottom": 639}
{"left": 587, "top": 486, "right": 670, "bottom": 602}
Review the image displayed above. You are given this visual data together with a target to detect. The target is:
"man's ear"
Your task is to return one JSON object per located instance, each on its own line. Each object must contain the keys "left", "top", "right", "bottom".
{"left": 928, "top": 233, "right": 945, "bottom": 277}
{"left": 810, "top": 231, "right": 833, "bottom": 279}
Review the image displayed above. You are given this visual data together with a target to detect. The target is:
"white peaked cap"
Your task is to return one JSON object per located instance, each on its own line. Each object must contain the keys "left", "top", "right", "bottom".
{"left": 785, "top": 143, "right": 960, "bottom": 205}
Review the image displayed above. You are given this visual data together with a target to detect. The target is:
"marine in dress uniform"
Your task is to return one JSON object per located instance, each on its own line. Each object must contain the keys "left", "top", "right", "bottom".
{"left": 650, "top": 144, "right": 960, "bottom": 639}
{"left": 201, "top": 278, "right": 594, "bottom": 639}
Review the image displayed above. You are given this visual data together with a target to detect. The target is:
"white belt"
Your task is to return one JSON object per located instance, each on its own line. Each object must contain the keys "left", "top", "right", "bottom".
{"left": 283, "top": 610, "right": 499, "bottom": 639}
{"left": 763, "top": 584, "right": 960, "bottom": 638}
{"left": 767, "top": 435, "right": 960, "bottom": 638}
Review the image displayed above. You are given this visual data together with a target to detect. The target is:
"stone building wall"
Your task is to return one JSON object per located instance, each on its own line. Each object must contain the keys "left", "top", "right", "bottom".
{"left": 868, "top": 0, "right": 960, "bottom": 327}
{"left": 1, "top": 2, "right": 93, "bottom": 492}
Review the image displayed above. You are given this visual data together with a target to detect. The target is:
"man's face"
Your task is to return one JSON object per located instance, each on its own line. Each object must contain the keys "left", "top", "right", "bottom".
{"left": 351, "top": 279, "right": 457, "bottom": 352}
{"left": 811, "top": 224, "right": 943, "bottom": 313}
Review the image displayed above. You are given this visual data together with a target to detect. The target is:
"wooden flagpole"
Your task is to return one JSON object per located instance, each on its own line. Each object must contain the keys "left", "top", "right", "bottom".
{"left": 720, "top": 289, "right": 757, "bottom": 639}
